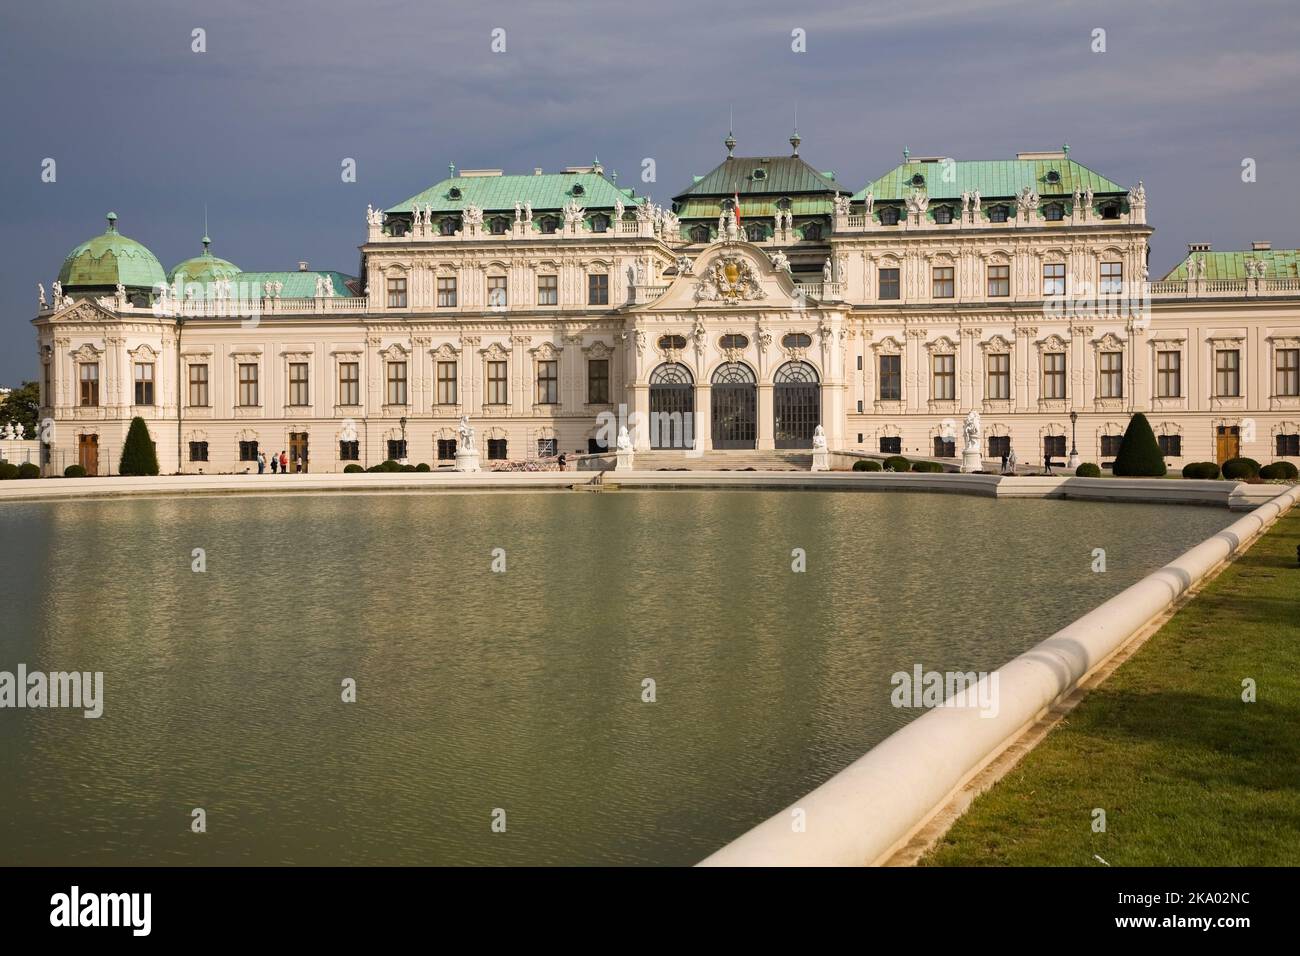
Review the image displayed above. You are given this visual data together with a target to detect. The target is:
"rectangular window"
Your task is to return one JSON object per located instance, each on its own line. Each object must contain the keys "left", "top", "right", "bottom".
{"left": 387, "top": 277, "right": 407, "bottom": 309}
{"left": 1042, "top": 263, "right": 1066, "bottom": 297}
{"left": 1101, "top": 261, "right": 1123, "bottom": 296}
{"left": 436, "top": 439, "right": 457, "bottom": 461}
{"left": 487, "top": 360, "right": 508, "bottom": 405}
{"left": 1158, "top": 434, "right": 1182, "bottom": 457}
{"left": 487, "top": 438, "right": 508, "bottom": 460}
{"left": 538, "top": 274, "right": 558, "bottom": 306}
{"left": 1100, "top": 351, "right": 1124, "bottom": 399}
{"left": 1042, "top": 352, "right": 1066, "bottom": 399}
{"left": 487, "top": 276, "right": 508, "bottom": 308}
{"left": 879, "top": 354, "right": 901, "bottom": 401}
{"left": 932, "top": 266, "right": 954, "bottom": 299}
{"left": 987, "top": 264, "right": 1009, "bottom": 297}
{"left": 879, "top": 435, "right": 901, "bottom": 454}
{"left": 588, "top": 273, "right": 609, "bottom": 305}
{"left": 437, "top": 276, "right": 457, "bottom": 308}
{"left": 1276, "top": 433, "right": 1300, "bottom": 457}
{"left": 189, "top": 364, "right": 209, "bottom": 407}
{"left": 1276, "top": 348, "right": 1299, "bottom": 397}
{"left": 537, "top": 437, "right": 557, "bottom": 458}
{"left": 988, "top": 435, "right": 1011, "bottom": 459}
{"left": 188, "top": 441, "right": 208, "bottom": 462}
{"left": 932, "top": 354, "right": 955, "bottom": 400}
{"left": 878, "top": 267, "right": 900, "bottom": 300}
{"left": 339, "top": 362, "right": 360, "bottom": 406}
{"left": 388, "top": 439, "right": 408, "bottom": 461}
{"left": 133, "top": 362, "right": 154, "bottom": 406}
{"left": 1044, "top": 435, "right": 1066, "bottom": 459}
{"left": 933, "top": 436, "right": 955, "bottom": 457}
{"left": 1156, "top": 351, "right": 1181, "bottom": 398}
{"left": 986, "top": 353, "right": 1010, "bottom": 400}
{"left": 289, "top": 362, "right": 309, "bottom": 407}
{"left": 436, "top": 361, "right": 457, "bottom": 406}
{"left": 43, "top": 362, "right": 51, "bottom": 407}
{"left": 339, "top": 440, "right": 360, "bottom": 461}
{"left": 79, "top": 363, "right": 99, "bottom": 407}
{"left": 387, "top": 361, "right": 407, "bottom": 406}
{"left": 587, "top": 359, "right": 609, "bottom": 404}
{"left": 1101, "top": 434, "right": 1123, "bottom": 458}
{"left": 239, "top": 440, "right": 259, "bottom": 462}
{"left": 238, "top": 363, "right": 259, "bottom": 407}
{"left": 536, "top": 360, "right": 558, "bottom": 404}
{"left": 1215, "top": 348, "right": 1240, "bottom": 397}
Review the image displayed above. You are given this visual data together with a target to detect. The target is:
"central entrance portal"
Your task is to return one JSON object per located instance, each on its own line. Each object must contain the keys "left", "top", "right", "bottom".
{"left": 773, "top": 361, "right": 821, "bottom": 449}
{"left": 710, "top": 362, "right": 756, "bottom": 450}
{"left": 649, "top": 363, "right": 695, "bottom": 450}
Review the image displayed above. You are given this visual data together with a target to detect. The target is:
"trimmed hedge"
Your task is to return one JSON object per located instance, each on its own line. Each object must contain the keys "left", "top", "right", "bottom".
{"left": 1075, "top": 462, "right": 1102, "bottom": 478}
{"left": 1112, "top": 413, "right": 1167, "bottom": 477}
{"left": 911, "top": 460, "right": 944, "bottom": 473}
{"left": 366, "top": 459, "right": 403, "bottom": 473}
{"left": 0, "top": 462, "right": 18, "bottom": 480}
{"left": 883, "top": 455, "right": 911, "bottom": 472}
{"left": 118, "top": 416, "right": 159, "bottom": 476}
{"left": 851, "top": 459, "right": 882, "bottom": 472}
{"left": 1182, "top": 461, "right": 1221, "bottom": 480}
{"left": 16, "top": 462, "right": 40, "bottom": 479}
{"left": 1260, "top": 461, "right": 1299, "bottom": 480}
{"left": 415, "top": 462, "right": 432, "bottom": 472}
{"left": 64, "top": 464, "right": 87, "bottom": 478}
{"left": 343, "top": 463, "right": 364, "bottom": 473}
{"left": 1221, "top": 457, "right": 1261, "bottom": 480}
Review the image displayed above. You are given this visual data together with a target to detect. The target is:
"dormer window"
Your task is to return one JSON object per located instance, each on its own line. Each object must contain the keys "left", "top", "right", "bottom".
{"left": 1043, "top": 202, "right": 1065, "bottom": 221}
{"left": 389, "top": 218, "right": 409, "bottom": 237}
{"left": 440, "top": 217, "right": 459, "bottom": 236}
{"left": 910, "top": 173, "right": 926, "bottom": 187}
{"left": 745, "top": 222, "right": 766, "bottom": 242}
{"left": 933, "top": 205, "right": 953, "bottom": 224}
{"left": 880, "top": 207, "right": 900, "bottom": 226}
{"left": 1100, "top": 202, "right": 1121, "bottom": 220}
{"left": 1045, "top": 170, "right": 1062, "bottom": 185}
{"left": 988, "top": 204, "right": 1009, "bottom": 223}
{"left": 752, "top": 168, "right": 768, "bottom": 181}
{"left": 591, "top": 212, "right": 610, "bottom": 233}
{"left": 802, "top": 222, "right": 822, "bottom": 241}
{"left": 540, "top": 216, "right": 559, "bottom": 234}
{"left": 572, "top": 184, "right": 585, "bottom": 196}
{"left": 689, "top": 224, "right": 711, "bottom": 243}
{"left": 489, "top": 216, "right": 509, "bottom": 235}
{"left": 448, "top": 187, "right": 462, "bottom": 200}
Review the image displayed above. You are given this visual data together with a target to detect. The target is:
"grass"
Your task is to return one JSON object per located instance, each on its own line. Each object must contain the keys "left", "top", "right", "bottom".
{"left": 922, "top": 507, "right": 1300, "bottom": 866}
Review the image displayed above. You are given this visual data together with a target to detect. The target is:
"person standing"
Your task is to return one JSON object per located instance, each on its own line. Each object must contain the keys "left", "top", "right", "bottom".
{"left": 1000, "top": 449, "right": 1009, "bottom": 474}
{"left": 257, "top": 452, "right": 266, "bottom": 475}
{"left": 270, "top": 453, "right": 278, "bottom": 474}
{"left": 295, "top": 455, "right": 303, "bottom": 474}
{"left": 279, "top": 450, "right": 288, "bottom": 474}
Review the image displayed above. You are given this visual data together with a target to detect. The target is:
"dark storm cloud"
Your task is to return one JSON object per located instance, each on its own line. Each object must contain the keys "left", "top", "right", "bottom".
{"left": 1, "top": 0, "right": 1298, "bottom": 383}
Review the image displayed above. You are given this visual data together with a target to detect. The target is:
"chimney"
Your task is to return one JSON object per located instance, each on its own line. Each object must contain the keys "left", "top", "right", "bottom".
{"left": 534, "top": 167, "right": 544, "bottom": 176}
{"left": 1252, "top": 241, "right": 1272, "bottom": 251}
{"left": 298, "top": 261, "right": 309, "bottom": 272}
{"left": 1187, "top": 243, "right": 1211, "bottom": 254}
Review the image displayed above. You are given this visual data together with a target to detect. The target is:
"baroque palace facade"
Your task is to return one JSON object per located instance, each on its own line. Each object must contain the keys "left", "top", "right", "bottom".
{"left": 30, "top": 136, "right": 1300, "bottom": 474}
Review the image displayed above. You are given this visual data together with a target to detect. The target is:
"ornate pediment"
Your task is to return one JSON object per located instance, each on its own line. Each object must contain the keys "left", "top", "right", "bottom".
{"left": 694, "top": 255, "right": 766, "bottom": 303}
{"left": 70, "top": 342, "right": 103, "bottom": 362}
{"left": 1037, "top": 333, "right": 1069, "bottom": 352}
{"left": 530, "top": 340, "right": 562, "bottom": 360}
{"left": 481, "top": 341, "right": 510, "bottom": 360}
{"left": 980, "top": 334, "right": 1013, "bottom": 353}
{"left": 430, "top": 342, "right": 460, "bottom": 359}
{"left": 50, "top": 299, "right": 116, "bottom": 324}
{"left": 583, "top": 339, "right": 614, "bottom": 359}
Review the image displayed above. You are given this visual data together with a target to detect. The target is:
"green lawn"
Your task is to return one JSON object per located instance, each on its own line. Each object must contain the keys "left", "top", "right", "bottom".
{"left": 923, "top": 507, "right": 1300, "bottom": 866}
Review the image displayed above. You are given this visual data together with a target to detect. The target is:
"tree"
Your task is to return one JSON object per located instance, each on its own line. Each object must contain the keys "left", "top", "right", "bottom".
{"left": 1112, "top": 412, "right": 1167, "bottom": 477}
{"left": 118, "top": 416, "right": 159, "bottom": 476}
{"left": 0, "top": 381, "right": 40, "bottom": 435}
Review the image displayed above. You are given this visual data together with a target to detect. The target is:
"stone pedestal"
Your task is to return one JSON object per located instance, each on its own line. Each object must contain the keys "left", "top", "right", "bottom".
{"left": 961, "top": 446, "right": 983, "bottom": 473}
{"left": 454, "top": 448, "right": 481, "bottom": 472}
{"left": 1067, "top": 451, "right": 1081, "bottom": 471}
{"left": 615, "top": 449, "right": 634, "bottom": 471}
{"left": 811, "top": 449, "right": 830, "bottom": 472}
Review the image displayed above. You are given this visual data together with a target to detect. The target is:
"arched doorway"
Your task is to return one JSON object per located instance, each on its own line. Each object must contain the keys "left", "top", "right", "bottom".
{"left": 649, "top": 363, "right": 695, "bottom": 450}
{"left": 773, "top": 362, "right": 821, "bottom": 448}
{"left": 711, "top": 362, "right": 757, "bottom": 449}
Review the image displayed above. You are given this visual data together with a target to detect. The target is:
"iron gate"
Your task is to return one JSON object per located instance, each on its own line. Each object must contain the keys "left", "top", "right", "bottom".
{"left": 649, "top": 363, "right": 695, "bottom": 450}
{"left": 773, "top": 362, "right": 821, "bottom": 449}
{"left": 711, "top": 362, "right": 756, "bottom": 449}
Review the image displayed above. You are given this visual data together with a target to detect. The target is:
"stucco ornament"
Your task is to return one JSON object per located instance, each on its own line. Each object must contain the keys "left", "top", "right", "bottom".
{"left": 675, "top": 254, "right": 694, "bottom": 276}
{"left": 694, "top": 256, "right": 766, "bottom": 303}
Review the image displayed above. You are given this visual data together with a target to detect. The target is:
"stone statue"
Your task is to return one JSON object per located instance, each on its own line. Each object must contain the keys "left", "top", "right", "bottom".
{"left": 52, "top": 281, "right": 63, "bottom": 305}
{"left": 463, "top": 204, "right": 483, "bottom": 228}
{"left": 635, "top": 329, "right": 647, "bottom": 355}
{"left": 960, "top": 191, "right": 970, "bottom": 215}
{"left": 812, "top": 424, "right": 827, "bottom": 449}
{"left": 726, "top": 208, "right": 740, "bottom": 241}
{"left": 616, "top": 425, "right": 632, "bottom": 451}
{"left": 1072, "top": 185, "right": 1081, "bottom": 209}
{"left": 115, "top": 283, "right": 126, "bottom": 301}
{"left": 1083, "top": 185, "right": 1094, "bottom": 210}
{"left": 906, "top": 188, "right": 929, "bottom": 216}
{"left": 833, "top": 194, "right": 850, "bottom": 217}
{"left": 563, "top": 198, "right": 585, "bottom": 226}
{"left": 676, "top": 254, "right": 694, "bottom": 276}
{"left": 1130, "top": 180, "right": 1145, "bottom": 203}
{"left": 822, "top": 259, "right": 833, "bottom": 282}
{"left": 456, "top": 414, "right": 476, "bottom": 452}
{"left": 962, "top": 410, "right": 982, "bottom": 451}
{"left": 770, "top": 250, "right": 789, "bottom": 272}
{"left": 514, "top": 201, "right": 522, "bottom": 222}
{"left": 971, "top": 190, "right": 980, "bottom": 213}
{"left": 2, "top": 423, "right": 12, "bottom": 440}
{"left": 1006, "top": 448, "right": 1017, "bottom": 474}
{"left": 14, "top": 423, "right": 24, "bottom": 440}
{"left": 38, "top": 283, "right": 46, "bottom": 308}
{"left": 863, "top": 191, "right": 874, "bottom": 217}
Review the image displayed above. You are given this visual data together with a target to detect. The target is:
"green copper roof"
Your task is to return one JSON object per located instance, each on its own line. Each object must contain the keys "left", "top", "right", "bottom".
{"left": 387, "top": 171, "right": 640, "bottom": 215}
{"left": 58, "top": 212, "right": 167, "bottom": 290}
{"left": 168, "top": 236, "right": 242, "bottom": 283}
{"left": 177, "top": 270, "right": 355, "bottom": 298}
{"left": 674, "top": 196, "right": 832, "bottom": 219}
{"left": 674, "top": 155, "right": 846, "bottom": 200}
{"left": 1160, "top": 248, "right": 1300, "bottom": 281}
{"left": 854, "top": 159, "right": 1128, "bottom": 202}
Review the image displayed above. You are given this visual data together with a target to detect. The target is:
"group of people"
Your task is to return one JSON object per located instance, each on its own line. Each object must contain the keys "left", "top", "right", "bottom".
{"left": 256, "top": 450, "right": 304, "bottom": 474}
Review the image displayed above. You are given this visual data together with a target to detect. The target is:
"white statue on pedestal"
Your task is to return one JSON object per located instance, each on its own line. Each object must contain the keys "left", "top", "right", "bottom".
{"left": 615, "top": 424, "right": 634, "bottom": 471}
{"left": 960, "top": 410, "right": 983, "bottom": 473}
{"left": 616, "top": 426, "right": 632, "bottom": 451}
{"left": 812, "top": 424, "right": 827, "bottom": 449}
{"left": 1006, "top": 448, "right": 1017, "bottom": 475}
{"left": 38, "top": 283, "right": 47, "bottom": 308}
{"left": 456, "top": 414, "right": 476, "bottom": 453}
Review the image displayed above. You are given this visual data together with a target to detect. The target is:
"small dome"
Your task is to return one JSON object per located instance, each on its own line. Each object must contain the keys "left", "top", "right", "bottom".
{"left": 168, "top": 235, "right": 242, "bottom": 284}
{"left": 58, "top": 212, "right": 166, "bottom": 291}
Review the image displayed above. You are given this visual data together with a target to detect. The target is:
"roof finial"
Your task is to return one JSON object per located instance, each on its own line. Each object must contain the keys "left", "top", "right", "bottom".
{"left": 202, "top": 205, "right": 211, "bottom": 252}
{"left": 903, "top": 146, "right": 910, "bottom": 162}
{"left": 790, "top": 129, "right": 801, "bottom": 157}
{"left": 448, "top": 161, "right": 456, "bottom": 177}
{"left": 106, "top": 211, "right": 118, "bottom": 232}
{"left": 1062, "top": 142, "right": 1070, "bottom": 156}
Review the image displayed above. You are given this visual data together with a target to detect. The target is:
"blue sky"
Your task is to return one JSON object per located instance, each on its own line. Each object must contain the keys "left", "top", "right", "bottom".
{"left": 2, "top": 0, "right": 1298, "bottom": 384}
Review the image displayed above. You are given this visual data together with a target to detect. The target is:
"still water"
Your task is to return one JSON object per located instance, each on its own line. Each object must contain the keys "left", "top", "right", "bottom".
{"left": 0, "top": 490, "right": 1228, "bottom": 865}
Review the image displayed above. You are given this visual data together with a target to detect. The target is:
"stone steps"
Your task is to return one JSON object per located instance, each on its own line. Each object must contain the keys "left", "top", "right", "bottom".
{"left": 630, "top": 450, "right": 813, "bottom": 471}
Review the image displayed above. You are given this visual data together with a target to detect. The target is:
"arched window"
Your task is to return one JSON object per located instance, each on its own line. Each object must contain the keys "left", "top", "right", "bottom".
{"left": 448, "top": 187, "right": 462, "bottom": 200}
{"left": 650, "top": 362, "right": 693, "bottom": 385}
{"left": 540, "top": 216, "right": 559, "bottom": 234}
{"left": 802, "top": 222, "right": 822, "bottom": 241}
{"left": 440, "top": 217, "right": 459, "bottom": 236}
{"left": 689, "top": 224, "right": 711, "bottom": 243}
{"left": 774, "top": 361, "right": 819, "bottom": 384}
{"left": 933, "top": 205, "right": 953, "bottom": 224}
{"left": 719, "top": 333, "right": 749, "bottom": 351}
{"left": 657, "top": 334, "right": 687, "bottom": 351}
{"left": 711, "top": 362, "right": 756, "bottom": 385}
{"left": 987, "top": 204, "right": 1009, "bottom": 223}
{"left": 879, "top": 207, "right": 900, "bottom": 226}
{"left": 489, "top": 216, "right": 509, "bottom": 235}
{"left": 572, "top": 184, "right": 585, "bottom": 196}
{"left": 781, "top": 332, "right": 813, "bottom": 350}
{"left": 745, "top": 222, "right": 766, "bottom": 242}
{"left": 1043, "top": 203, "right": 1065, "bottom": 222}
{"left": 591, "top": 212, "right": 610, "bottom": 233}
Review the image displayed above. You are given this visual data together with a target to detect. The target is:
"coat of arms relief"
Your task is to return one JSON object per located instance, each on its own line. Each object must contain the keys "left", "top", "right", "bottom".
{"left": 693, "top": 256, "right": 766, "bottom": 303}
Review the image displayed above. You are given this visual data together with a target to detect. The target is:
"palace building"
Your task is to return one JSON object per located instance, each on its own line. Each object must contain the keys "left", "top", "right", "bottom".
{"left": 30, "top": 137, "right": 1300, "bottom": 474}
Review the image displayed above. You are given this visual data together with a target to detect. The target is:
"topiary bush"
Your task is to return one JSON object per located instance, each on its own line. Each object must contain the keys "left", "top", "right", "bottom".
{"left": 1075, "top": 462, "right": 1101, "bottom": 478}
{"left": 1182, "top": 461, "right": 1221, "bottom": 480}
{"left": 16, "top": 462, "right": 40, "bottom": 479}
{"left": 883, "top": 455, "right": 911, "bottom": 472}
{"left": 0, "top": 462, "right": 18, "bottom": 480}
{"left": 367, "top": 459, "right": 403, "bottom": 473}
{"left": 415, "top": 462, "right": 431, "bottom": 472}
{"left": 851, "top": 459, "right": 882, "bottom": 472}
{"left": 911, "top": 460, "right": 944, "bottom": 473}
{"left": 401, "top": 463, "right": 418, "bottom": 472}
{"left": 343, "top": 463, "right": 364, "bottom": 473}
{"left": 64, "top": 464, "right": 86, "bottom": 478}
{"left": 1260, "top": 461, "right": 1299, "bottom": 480}
{"left": 1112, "top": 413, "right": 1167, "bottom": 477}
{"left": 118, "top": 416, "right": 159, "bottom": 476}
{"left": 1221, "top": 457, "right": 1261, "bottom": 480}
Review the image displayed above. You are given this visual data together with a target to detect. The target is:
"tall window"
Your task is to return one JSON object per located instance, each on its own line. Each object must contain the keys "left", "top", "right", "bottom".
{"left": 1042, "top": 352, "right": 1066, "bottom": 399}
{"left": 1158, "top": 434, "right": 1182, "bottom": 457}
{"left": 1100, "top": 351, "right": 1124, "bottom": 399}
{"left": 1277, "top": 433, "right": 1300, "bottom": 457}
{"left": 536, "top": 360, "right": 558, "bottom": 404}
{"left": 988, "top": 435, "right": 1011, "bottom": 458}
{"left": 987, "top": 264, "right": 1009, "bottom": 297}
{"left": 436, "top": 439, "right": 456, "bottom": 460}
{"left": 238, "top": 363, "right": 258, "bottom": 407}
{"left": 588, "top": 273, "right": 609, "bottom": 305}
{"left": 878, "top": 267, "right": 900, "bottom": 300}
{"left": 1042, "top": 263, "right": 1065, "bottom": 296}
{"left": 879, "top": 435, "right": 901, "bottom": 454}
{"left": 487, "top": 438, "right": 508, "bottom": 460}
{"left": 79, "top": 363, "right": 99, "bottom": 407}
{"left": 986, "top": 353, "right": 1010, "bottom": 399}
{"left": 1101, "top": 262, "right": 1123, "bottom": 296}
{"left": 388, "top": 439, "right": 409, "bottom": 461}
{"left": 134, "top": 362, "right": 154, "bottom": 406}
{"left": 932, "top": 266, "right": 954, "bottom": 298}
{"left": 436, "top": 361, "right": 457, "bottom": 405}
{"left": 1276, "top": 348, "right": 1299, "bottom": 397}
{"left": 437, "top": 277, "right": 457, "bottom": 308}
{"left": 538, "top": 274, "right": 558, "bottom": 306}
{"left": 588, "top": 359, "right": 609, "bottom": 404}
{"left": 339, "top": 440, "right": 360, "bottom": 461}
{"left": 339, "top": 362, "right": 360, "bottom": 406}
{"left": 932, "top": 354, "right": 955, "bottom": 400}
{"left": 1044, "top": 435, "right": 1066, "bottom": 459}
{"left": 488, "top": 276, "right": 508, "bottom": 308}
{"left": 239, "top": 441, "right": 259, "bottom": 462}
{"left": 487, "top": 360, "right": 508, "bottom": 405}
{"left": 1215, "top": 349, "right": 1240, "bottom": 397}
{"left": 188, "top": 441, "right": 208, "bottom": 462}
{"left": 879, "top": 354, "right": 901, "bottom": 401}
{"left": 987, "top": 204, "right": 1009, "bottom": 223}
{"left": 1101, "top": 435, "right": 1123, "bottom": 458}
{"left": 387, "top": 277, "right": 407, "bottom": 309}
{"left": 1157, "top": 351, "right": 1181, "bottom": 398}
{"left": 932, "top": 205, "right": 953, "bottom": 225}
{"left": 189, "top": 363, "right": 209, "bottom": 407}
{"left": 289, "top": 362, "right": 309, "bottom": 407}
{"left": 387, "top": 361, "right": 407, "bottom": 406}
